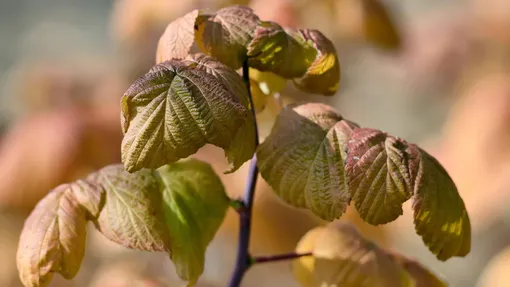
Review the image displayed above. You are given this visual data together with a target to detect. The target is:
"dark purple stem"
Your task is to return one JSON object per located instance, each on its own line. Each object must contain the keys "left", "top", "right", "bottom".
{"left": 227, "top": 60, "right": 259, "bottom": 287}
{"left": 252, "top": 252, "right": 313, "bottom": 264}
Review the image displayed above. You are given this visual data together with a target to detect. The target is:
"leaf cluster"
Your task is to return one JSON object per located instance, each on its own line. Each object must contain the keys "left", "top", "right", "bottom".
{"left": 17, "top": 160, "right": 228, "bottom": 286}
{"left": 17, "top": 4, "right": 471, "bottom": 287}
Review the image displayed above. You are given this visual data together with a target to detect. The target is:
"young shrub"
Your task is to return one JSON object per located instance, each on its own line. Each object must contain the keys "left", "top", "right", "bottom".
{"left": 17, "top": 4, "right": 470, "bottom": 287}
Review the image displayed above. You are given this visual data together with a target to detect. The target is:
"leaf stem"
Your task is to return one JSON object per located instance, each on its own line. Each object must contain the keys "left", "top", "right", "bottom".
{"left": 227, "top": 61, "right": 260, "bottom": 287}
{"left": 251, "top": 252, "right": 313, "bottom": 264}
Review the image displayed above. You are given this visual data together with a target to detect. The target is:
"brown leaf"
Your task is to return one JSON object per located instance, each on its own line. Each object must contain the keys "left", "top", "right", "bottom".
{"left": 345, "top": 128, "right": 417, "bottom": 225}
{"left": 17, "top": 184, "right": 87, "bottom": 287}
{"left": 156, "top": 10, "right": 200, "bottom": 63}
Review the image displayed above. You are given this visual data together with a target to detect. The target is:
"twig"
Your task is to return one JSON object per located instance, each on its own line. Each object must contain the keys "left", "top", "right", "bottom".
{"left": 227, "top": 60, "right": 260, "bottom": 287}
{"left": 251, "top": 252, "right": 313, "bottom": 264}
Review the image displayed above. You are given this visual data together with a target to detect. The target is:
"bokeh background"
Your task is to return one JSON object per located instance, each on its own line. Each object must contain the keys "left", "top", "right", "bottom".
{"left": 1, "top": 0, "right": 510, "bottom": 286}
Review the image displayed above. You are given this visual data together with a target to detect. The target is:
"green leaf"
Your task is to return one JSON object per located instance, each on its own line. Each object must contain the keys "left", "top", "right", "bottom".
{"left": 412, "top": 150, "right": 471, "bottom": 261}
{"left": 345, "top": 128, "right": 416, "bottom": 225}
{"left": 87, "top": 165, "right": 171, "bottom": 251}
{"left": 292, "top": 222, "right": 445, "bottom": 287}
{"left": 182, "top": 53, "right": 256, "bottom": 173}
{"left": 247, "top": 22, "right": 317, "bottom": 78}
{"left": 17, "top": 184, "right": 87, "bottom": 287}
{"left": 155, "top": 159, "right": 229, "bottom": 284}
{"left": 89, "top": 160, "right": 228, "bottom": 284}
{"left": 196, "top": 5, "right": 260, "bottom": 69}
{"left": 293, "top": 29, "right": 341, "bottom": 96}
{"left": 257, "top": 103, "right": 358, "bottom": 220}
{"left": 156, "top": 9, "right": 201, "bottom": 63}
{"left": 121, "top": 60, "right": 248, "bottom": 173}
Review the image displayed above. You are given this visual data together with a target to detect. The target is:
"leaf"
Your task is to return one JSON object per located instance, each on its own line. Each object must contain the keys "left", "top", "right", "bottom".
{"left": 87, "top": 165, "right": 171, "bottom": 251}
{"left": 17, "top": 159, "right": 228, "bottom": 286}
{"left": 70, "top": 179, "right": 104, "bottom": 218}
{"left": 346, "top": 128, "right": 471, "bottom": 260}
{"left": 17, "top": 184, "right": 87, "bottom": 287}
{"left": 156, "top": 10, "right": 200, "bottom": 63}
{"left": 196, "top": 5, "right": 260, "bottom": 69}
{"left": 249, "top": 68, "right": 287, "bottom": 96}
{"left": 345, "top": 128, "right": 417, "bottom": 225}
{"left": 392, "top": 254, "right": 447, "bottom": 287}
{"left": 250, "top": 79, "right": 268, "bottom": 113}
{"left": 292, "top": 222, "right": 446, "bottom": 287}
{"left": 247, "top": 22, "right": 317, "bottom": 78}
{"left": 181, "top": 53, "right": 256, "bottom": 173}
{"left": 121, "top": 60, "right": 248, "bottom": 173}
{"left": 155, "top": 159, "right": 229, "bottom": 284}
{"left": 90, "top": 159, "right": 228, "bottom": 284}
{"left": 293, "top": 29, "right": 341, "bottom": 96}
{"left": 257, "top": 103, "right": 358, "bottom": 220}
{"left": 412, "top": 150, "right": 471, "bottom": 261}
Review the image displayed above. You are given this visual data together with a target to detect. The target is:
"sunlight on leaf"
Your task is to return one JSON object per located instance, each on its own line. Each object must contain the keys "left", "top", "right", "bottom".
{"left": 156, "top": 10, "right": 201, "bottom": 63}
{"left": 249, "top": 68, "right": 286, "bottom": 96}
{"left": 257, "top": 103, "right": 358, "bottom": 220}
{"left": 196, "top": 5, "right": 260, "bottom": 69}
{"left": 293, "top": 29, "right": 341, "bottom": 96}
{"left": 412, "top": 150, "right": 471, "bottom": 261}
{"left": 292, "top": 222, "right": 446, "bottom": 287}
{"left": 260, "top": 103, "right": 470, "bottom": 260}
{"left": 181, "top": 53, "right": 256, "bottom": 173}
{"left": 250, "top": 79, "right": 268, "bottom": 113}
{"left": 247, "top": 21, "right": 317, "bottom": 78}
{"left": 346, "top": 128, "right": 471, "bottom": 260}
{"left": 121, "top": 59, "right": 248, "bottom": 173}
{"left": 17, "top": 184, "right": 88, "bottom": 287}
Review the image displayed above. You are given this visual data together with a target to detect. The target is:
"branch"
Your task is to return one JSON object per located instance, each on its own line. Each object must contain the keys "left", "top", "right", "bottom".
{"left": 252, "top": 252, "right": 313, "bottom": 264}
{"left": 227, "top": 60, "right": 260, "bottom": 287}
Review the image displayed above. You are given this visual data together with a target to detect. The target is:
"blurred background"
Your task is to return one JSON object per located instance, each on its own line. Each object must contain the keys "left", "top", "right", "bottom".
{"left": 1, "top": 0, "right": 510, "bottom": 286}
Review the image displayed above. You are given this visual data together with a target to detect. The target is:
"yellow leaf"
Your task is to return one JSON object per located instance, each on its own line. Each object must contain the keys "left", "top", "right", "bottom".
{"left": 247, "top": 21, "right": 317, "bottom": 78}
{"left": 293, "top": 29, "right": 341, "bottom": 96}
{"left": 250, "top": 79, "right": 268, "bottom": 113}
{"left": 412, "top": 151, "right": 471, "bottom": 261}
{"left": 292, "top": 222, "right": 447, "bottom": 287}
{"left": 249, "top": 68, "right": 287, "bottom": 95}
